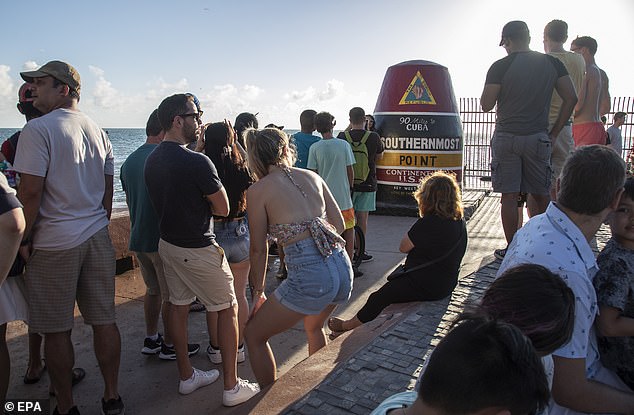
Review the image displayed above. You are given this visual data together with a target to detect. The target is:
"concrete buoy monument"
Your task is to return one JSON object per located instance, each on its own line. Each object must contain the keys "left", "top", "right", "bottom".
{"left": 373, "top": 60, "right": 463, "bottom": 215}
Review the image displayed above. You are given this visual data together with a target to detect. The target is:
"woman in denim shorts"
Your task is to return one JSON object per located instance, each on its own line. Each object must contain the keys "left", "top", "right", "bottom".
{"left": 203, "top": 121, "right": 254, "bottom": 363}
{"left": 243, "top": 127, "right": 353, "bottom": 388}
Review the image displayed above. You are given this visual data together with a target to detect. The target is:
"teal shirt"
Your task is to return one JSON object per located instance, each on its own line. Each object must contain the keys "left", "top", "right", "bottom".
{"left": 292, "top": 132, "right": 321, "bottom": 169}
{"left": 120, "top": 143, "right": 160, "bottom": 252}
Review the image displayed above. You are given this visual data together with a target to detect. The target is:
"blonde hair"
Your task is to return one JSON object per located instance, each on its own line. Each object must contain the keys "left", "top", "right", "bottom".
{"left": 244, "top": 128, "right": 297, "bottom": 179}
{"left": 413, "top": 171, "right": 463, "bottom": 220}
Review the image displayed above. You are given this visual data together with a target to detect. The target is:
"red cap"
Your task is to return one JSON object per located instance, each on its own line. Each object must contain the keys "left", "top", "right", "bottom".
{"left": 18, "top": 83, "right": 35, "bottom": 104}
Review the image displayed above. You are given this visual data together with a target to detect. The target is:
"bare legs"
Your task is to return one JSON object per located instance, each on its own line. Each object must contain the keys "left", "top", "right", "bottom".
{"left": 45, "top": 324, "right": 121, "bottom": 413}
{"left": 44, "top": 331, "right": 75, "bottom": 413}
{"left": 342, "top": 228, "right": 354, "bottom": 261}
{"left": 503, "top": 192, "right": 550, "bottom": 245}
{"left": 501, "top": 192, "right": 520, "bottom": 245}
{"left": 0, "top": 324, "right": 8, "bottom": 403}
{"left": 245, "top": 296, "right": 336, "bottom": 388}
{"left": 143, "top": 292, "right": 162, "bottom": 337}
{"left": 216, "top": 305, "right": 239, "bottom": 390}
{"left": 209, "top": 260, "right": 249, "bottom": 349}
{"left": 25, "top": 333, "right": 44, "bottom": 381}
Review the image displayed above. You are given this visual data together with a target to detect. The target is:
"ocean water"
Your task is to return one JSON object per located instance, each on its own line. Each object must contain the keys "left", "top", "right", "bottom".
{"left": 0, "top": 127, "right": 146, "bottom": 208}
{"left": 1, "top": 127, "right": 491, "bottom": 208}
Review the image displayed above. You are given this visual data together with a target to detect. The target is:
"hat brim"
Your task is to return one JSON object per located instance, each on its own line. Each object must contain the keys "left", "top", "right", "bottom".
{"left": 20, "top": 70, "right": 49, "bottom": 83}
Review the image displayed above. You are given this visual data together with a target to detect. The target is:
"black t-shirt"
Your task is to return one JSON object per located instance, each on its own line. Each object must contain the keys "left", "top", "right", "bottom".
{"left": 144, "top": 141, "right": 223, "bottom": 248}
{"left": 404, "top": 215, "right": 467, "bottom": 294}
{"left": 337, "top": 129, "right": 384, "bottom": 192}
{"left": 485, "top": 51, "right": 568, "bottom": 135}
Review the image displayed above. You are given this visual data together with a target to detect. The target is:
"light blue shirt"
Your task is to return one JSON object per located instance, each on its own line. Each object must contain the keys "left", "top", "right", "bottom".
{"left": 370, "top": 391, "right": 417, "bottom": 415}
{"left": 307, "top": 138, "right": 355, "bottom": 210}
{"left": 498, "top": 203, "right": 601, "bottom": 379}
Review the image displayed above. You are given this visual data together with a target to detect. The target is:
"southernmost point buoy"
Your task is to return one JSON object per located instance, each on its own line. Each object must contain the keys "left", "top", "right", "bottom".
{"left": 373, "top": 60, "right": 463, "bottom": 215}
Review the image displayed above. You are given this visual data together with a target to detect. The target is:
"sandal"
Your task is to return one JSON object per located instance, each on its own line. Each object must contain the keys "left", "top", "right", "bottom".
{"left": 23, "top": 361, "right": 47, "bottom": 384}
{"left": 189, "top": 299, "right": 206, "bottom": 313}
{"left": 327, "top": 317, "right": 346, "bottom": 333}
{"left": 49, "top": 367, "right": 86, "bottom": 396}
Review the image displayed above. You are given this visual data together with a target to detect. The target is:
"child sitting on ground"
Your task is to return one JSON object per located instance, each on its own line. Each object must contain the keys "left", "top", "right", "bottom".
{"left": 594, "top": 176, "right": 634, "bottom": 390}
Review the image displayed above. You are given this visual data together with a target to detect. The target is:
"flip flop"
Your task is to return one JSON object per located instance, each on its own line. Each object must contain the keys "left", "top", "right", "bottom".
{"left": 48, "top": 367, "right": 86, "bottom": 396}
{"left": 23, "top": 361, "right": 47, "bottom": 384}
{"left": 327, "top": 317, "right": 346, "bottom": 333}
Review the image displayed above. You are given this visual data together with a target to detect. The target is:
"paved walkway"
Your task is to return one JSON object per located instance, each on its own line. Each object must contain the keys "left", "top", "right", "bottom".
{"left": 4, "top": 194, "right": 611, "bottom": 414}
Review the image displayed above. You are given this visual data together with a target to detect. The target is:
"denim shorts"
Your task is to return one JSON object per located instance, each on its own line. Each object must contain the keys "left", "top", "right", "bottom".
{"left": 214, "top": 217, "right": 250, "bottom": 263}
{"left": 274, "top": 238, "right": 353, "bottom": 315}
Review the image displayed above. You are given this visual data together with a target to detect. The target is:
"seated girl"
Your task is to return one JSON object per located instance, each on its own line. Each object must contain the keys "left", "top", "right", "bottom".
{"left": 329, "top": 171, "right": 467, "bottom": 334}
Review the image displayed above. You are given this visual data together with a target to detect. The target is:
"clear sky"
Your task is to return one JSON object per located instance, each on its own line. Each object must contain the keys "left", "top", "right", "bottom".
{"left": 1, "top": 0, "right": 633, "bottom": 128}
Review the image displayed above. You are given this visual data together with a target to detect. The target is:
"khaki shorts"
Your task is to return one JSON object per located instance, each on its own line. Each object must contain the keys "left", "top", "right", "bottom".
{"left": 551, "top": 125, "right": 574, "bottom": 183}
{"left": 490, "top": 130, "right": 552, "bottom": 195}
{"left": 136, "top": 251, "right": 169, "bottom": 301}
{"left": 158, "top": 239, "right": 236, "bottom": 312}
{"left": 25, "top": 227, "right": 116, "bottom": 333}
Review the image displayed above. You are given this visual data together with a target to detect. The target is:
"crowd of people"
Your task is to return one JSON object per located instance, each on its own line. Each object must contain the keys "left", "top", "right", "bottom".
{"left": 0, "top": 16, "right": 633, "bottom": 415}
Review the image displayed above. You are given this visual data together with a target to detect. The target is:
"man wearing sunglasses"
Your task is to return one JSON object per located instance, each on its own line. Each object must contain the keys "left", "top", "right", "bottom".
{"left": 14, "top": 60, "right": 124, "bottom": 415}
{"left": 144, "top": 94, "right": 259, "bottom": 406}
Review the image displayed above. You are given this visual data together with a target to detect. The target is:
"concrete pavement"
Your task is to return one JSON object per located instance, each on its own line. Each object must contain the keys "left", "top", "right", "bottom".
{"left": 8, "top": 192, "right": 595, "bottom": 414}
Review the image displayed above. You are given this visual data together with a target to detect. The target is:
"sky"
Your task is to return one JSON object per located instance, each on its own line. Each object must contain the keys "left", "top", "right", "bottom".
{"left": 1, "top": 0, "right": 633, "bottom": 129}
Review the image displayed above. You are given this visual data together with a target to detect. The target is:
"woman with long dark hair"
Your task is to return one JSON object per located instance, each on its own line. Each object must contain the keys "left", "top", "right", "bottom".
{"left": 203, "top": 121, "right": 254, "bottom": 365}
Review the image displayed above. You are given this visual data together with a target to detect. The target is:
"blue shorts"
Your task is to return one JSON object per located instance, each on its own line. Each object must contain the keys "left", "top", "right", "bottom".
{"left": 214, "top": 217, "right": 250, "bottom": 263}
{"left": 352, "top": 191, "right": 376, "bottom": 212}
{"left": 274, "top": 238, "right": 353, "bottom": 315}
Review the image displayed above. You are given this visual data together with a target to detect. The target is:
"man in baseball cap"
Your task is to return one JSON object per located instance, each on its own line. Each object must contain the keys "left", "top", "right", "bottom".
{"left": 20, "top": 60, "right": 81, "bottom": 96}
{"left": 499, "top": 20, "right": 530, "bottom": 46}
{"left": 13, "top": 61, "right": 124, "bottom": 415}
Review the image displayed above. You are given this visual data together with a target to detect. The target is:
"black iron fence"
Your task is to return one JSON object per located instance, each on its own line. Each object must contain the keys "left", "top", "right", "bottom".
{"left": 459, "top": 97, "right": 634, "bottom": 190}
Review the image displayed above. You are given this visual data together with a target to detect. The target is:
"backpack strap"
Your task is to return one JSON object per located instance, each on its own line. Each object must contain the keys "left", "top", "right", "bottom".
{"left": 359, "top": 131, "right": 371, "bottom": 144}
{"left": 344, "top": 131, "right": 371, "bottom": 146}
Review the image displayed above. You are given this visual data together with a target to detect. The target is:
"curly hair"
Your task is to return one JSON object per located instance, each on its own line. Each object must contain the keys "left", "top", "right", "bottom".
{"left": 413, "top": 171, "right": 463, "bottom": 220}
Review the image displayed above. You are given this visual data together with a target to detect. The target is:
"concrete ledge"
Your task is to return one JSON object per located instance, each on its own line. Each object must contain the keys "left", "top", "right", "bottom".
{"left": 109, "top": 210, "right": 135, "bottom": 274}
{"left": 237, "top": 259, "right": 499, "bottom": 414}
{"left": 237, "top": 302, "right": 424, "bottom": 415}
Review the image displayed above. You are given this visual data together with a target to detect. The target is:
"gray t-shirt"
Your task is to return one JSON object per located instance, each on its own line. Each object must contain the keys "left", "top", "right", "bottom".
{"left": 14, "top": 109, "right": 113, "bottom": 250}
{"left": 485, "top": 51, "right": 568, "bottom": 135}
{"left": 607, "top": 125, "right": 623, "bottom": 157}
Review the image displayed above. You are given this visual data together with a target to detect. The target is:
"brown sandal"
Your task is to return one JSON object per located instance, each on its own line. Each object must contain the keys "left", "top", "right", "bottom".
{"left": 327, "top": 317, "right": 346, "bottom": 333}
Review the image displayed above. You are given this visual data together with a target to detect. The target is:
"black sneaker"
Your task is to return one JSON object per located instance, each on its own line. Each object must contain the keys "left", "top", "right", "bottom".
{"left": 159, "top": 343, "right": 200, "bottom": 360}
{"left": 141, "top": 333, "right": 163, "bottom": 355}
{"left": 101, "top": 396, "right": 124, "bottom": 415}
{"left": 53, "top": 406, "right": 80, "bottom": 415}
{"left": 361, "top": 252, "right": 373, "bottom": 262}
{"left": 353, "top": 266, "right": 364, "bottom": 278}
{"left": 494, "top": 248, "right": 507, "bottom": 260}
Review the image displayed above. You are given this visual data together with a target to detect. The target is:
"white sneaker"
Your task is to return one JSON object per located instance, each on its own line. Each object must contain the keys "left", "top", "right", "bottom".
{"left": 207, "top": 344, "right": 246, "bottom": 364}
{"left": 223, "top": 378, "right": 260, "bottom": 407}
{"left": 207, "top": 344, "right": 222, "bottom": 364}
{"left": 178, "top": 367, "right": 220, "bottom": 395}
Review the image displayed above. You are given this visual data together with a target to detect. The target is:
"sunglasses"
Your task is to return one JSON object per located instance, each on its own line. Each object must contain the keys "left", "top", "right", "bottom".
{"left": 178, "top": 111, "right": 203, "bottom": 122}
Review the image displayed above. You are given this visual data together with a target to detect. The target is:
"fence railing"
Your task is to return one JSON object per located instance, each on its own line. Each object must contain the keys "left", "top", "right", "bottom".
{"left": 459, "top": 96, "right": 634, "bottom": 190}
